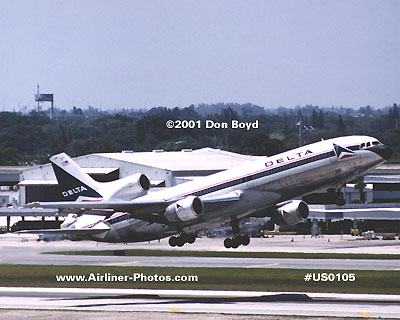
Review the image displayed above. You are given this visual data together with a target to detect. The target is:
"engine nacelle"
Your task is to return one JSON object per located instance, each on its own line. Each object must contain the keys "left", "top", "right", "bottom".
{"left": 107, "top": 173, "right": 150, "bottom": 201}
{"left": 164, "top": 196, "right": 204, "bottom": 222}
{"left": 275, "top": 200, "right": 309, "bottom": 225}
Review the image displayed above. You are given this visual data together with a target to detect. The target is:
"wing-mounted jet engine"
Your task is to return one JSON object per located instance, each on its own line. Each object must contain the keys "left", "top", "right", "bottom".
{"left": 164, "top": 196, "right": 204, "bottom": 222}
{"left": 275, "top": 200, "right": 309, "bottom": 225}
{"left": 165, "top": 196, "right": 204, "bottom": 247}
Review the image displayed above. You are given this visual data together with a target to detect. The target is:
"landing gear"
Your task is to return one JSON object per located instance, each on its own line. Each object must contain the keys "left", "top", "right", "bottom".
{"left": 168, "top": 232, "right": 196, "bottom": 247}
{"left": 223, "top": 234, "right": 250, "bottom": 249}
{"left": 223, "top": 219, "right": 251, "bottom": 249}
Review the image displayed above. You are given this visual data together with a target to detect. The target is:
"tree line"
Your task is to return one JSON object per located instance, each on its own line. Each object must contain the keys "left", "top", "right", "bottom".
{"left": 0, "top": 103, "right": 399, "bottom": 166}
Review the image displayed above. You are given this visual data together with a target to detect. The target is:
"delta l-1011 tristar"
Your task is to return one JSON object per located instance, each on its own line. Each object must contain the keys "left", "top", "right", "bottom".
{"left": 26, "top": 135, "right": 392, "bottom": 249}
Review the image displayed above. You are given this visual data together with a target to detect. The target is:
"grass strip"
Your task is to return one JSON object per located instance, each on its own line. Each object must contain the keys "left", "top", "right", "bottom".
{"left": 0, "top": 265, "right": 398, "bottom": 294}
{"left": 45, "top": 249, "right": 400, "bottom": 260}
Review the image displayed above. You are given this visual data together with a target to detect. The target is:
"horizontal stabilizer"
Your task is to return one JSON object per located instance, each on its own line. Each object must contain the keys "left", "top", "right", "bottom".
{"left": 26, "top": 198, "right": 168, "bottom": 210}
{"left": 16, "top": 226, "right": 110, "bottom": 236}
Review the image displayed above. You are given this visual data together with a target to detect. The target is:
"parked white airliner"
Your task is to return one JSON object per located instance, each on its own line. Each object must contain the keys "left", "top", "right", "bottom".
{"left": 27, "top": 135, "right": 392, "bottom": 248}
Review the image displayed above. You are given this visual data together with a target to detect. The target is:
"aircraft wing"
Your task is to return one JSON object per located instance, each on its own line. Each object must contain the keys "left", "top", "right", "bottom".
{"left": 26, "top": 191, "right": 241, "bottom": 212}
{"left": 26, "top": 199, "right": 170, "bottom": 223}
{"left": 25, "top": 191, "right": 243, "bottom": 224}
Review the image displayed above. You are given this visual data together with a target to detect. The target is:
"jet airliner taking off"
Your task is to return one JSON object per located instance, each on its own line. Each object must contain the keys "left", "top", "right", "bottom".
{"left": 26, "top": 135, "right": 392, "bottom": 248}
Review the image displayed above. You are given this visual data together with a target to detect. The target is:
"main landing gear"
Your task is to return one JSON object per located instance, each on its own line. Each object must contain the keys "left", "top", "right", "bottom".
{"left": 224, "top": 234, "right": 250, "bottom": 249}
{"left": 169, "top": 232, "right": 196, "bottom": 247}
{"left": 223, "top": 219, "right": 250, "bottom": 249}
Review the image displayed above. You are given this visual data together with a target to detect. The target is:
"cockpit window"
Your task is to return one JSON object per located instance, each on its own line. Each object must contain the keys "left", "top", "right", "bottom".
{"left": 361, "top": 140, "right": 381, "bottom": 149}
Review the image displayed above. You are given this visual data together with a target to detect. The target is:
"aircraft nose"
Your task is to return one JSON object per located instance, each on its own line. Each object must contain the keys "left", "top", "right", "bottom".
{"left": 369, "top": 144, "right": 393, "bottom": 160}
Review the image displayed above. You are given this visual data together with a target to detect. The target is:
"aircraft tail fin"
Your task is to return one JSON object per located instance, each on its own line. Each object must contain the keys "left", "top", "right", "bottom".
{"left": 50, "top": 153, "right": 103, "bottom": 201}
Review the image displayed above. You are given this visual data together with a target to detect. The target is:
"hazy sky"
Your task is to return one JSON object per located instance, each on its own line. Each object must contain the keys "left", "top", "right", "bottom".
{"left": 1, "top": 0, "right": 399, "bottom": 111}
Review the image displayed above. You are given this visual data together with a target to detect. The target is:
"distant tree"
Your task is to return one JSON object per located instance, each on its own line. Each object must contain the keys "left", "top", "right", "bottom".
{"left": 365, "top": 105, "right": 372, "bottom": 117}
{"left": 0, "top": 144, "right": 18, "bottom": 165}
{"left": 72, "top": 106, "right": 84, "bottom": 116}
{"left": 318, "top": 110, "right": 325, "bottom": 129}
{"left": 354, "top": 176, "right": 366, "bottom": 203}
{"left": 135, "top": 120, "right": 146, "bottom": 145}
{"left": 388, "top": 104, "right": 399, "bottom": 129}
{"left": 239, "top": 134, "right": 283, "bottom": 156}
{"left": 310, "top": 109, "right": 319, "bottom": 128}
{"left": 337, "top": 115, "right": 346, "bottom": 133}
{"left": 297, "top": 109, "right": 304, "bottom": 122}
{"left": 220, "top": 107, "right": 239, "bottom": 122}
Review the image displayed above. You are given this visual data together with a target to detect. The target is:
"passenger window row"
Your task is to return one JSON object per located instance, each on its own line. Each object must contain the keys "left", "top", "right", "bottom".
{"left": 193, "top": 150, "right": 334, "bottom": 197}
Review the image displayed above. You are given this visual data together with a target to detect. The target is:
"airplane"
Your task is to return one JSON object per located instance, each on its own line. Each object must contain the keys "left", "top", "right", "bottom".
{"left": 26, "top": 135, "right": 392, "bottom": 248}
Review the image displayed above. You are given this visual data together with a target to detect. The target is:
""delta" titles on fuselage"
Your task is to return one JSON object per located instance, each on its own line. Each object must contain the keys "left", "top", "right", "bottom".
{"left": 265, "top": 149, "right": 313, "bottom": 167}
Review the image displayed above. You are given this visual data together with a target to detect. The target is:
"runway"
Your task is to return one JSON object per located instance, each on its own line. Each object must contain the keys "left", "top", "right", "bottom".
{"left": 0, "top": 287, "right": 399, "bottom": 319}
{"left": 0, "top": 234, "right": 399, "bottom": 270}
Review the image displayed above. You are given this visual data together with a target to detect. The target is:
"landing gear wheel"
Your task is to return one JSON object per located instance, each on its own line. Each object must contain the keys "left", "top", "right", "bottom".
{"left": 224, "top": 238, "right": 232, "bottom": 248}
{"left": 231, "top": 239, "right": 240, "bottom": 249}
{"left": 241, "top": 234, "right": 250, "bottom": 246}
{"left": 187, "top": 234, "right": 196, "bottom": 244}
{"left": 169, "top": 233, "right": 196, "bottom": 247}
{"left": 224, "top": 234, "right": 251, "bottom": 249}
{"left": 176, "top": 238, "right": 185, "bottom": 247}
{"left": 169, "top": 236, "right": 177, "bottom": 247}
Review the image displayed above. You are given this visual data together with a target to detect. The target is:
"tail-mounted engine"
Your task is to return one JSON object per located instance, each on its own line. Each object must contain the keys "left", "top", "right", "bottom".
{"left": 107, "top": 173, "right": 150, "bottom": 201}
{"left": 164, "top": 196, "right": 204, "bottom": 222}
{"left": 275, "top": 200, "right": 309, "bottom": 225}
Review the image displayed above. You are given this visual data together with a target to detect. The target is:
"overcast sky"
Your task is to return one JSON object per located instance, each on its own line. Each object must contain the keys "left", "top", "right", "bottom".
{"left": 1, "top": 0, "right": 399, "bottom": 111}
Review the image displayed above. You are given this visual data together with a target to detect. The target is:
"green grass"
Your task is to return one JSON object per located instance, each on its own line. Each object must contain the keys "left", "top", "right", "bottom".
{"left": 0, "top": 265, "right": 398, "bottom": 294}
{"left": 45, "top": 249, "right": 400, "bottom": 260}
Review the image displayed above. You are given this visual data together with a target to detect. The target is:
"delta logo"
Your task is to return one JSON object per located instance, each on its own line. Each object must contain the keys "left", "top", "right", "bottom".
{"left": 333, "top": 143, "right": 355, "bottom": 160}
